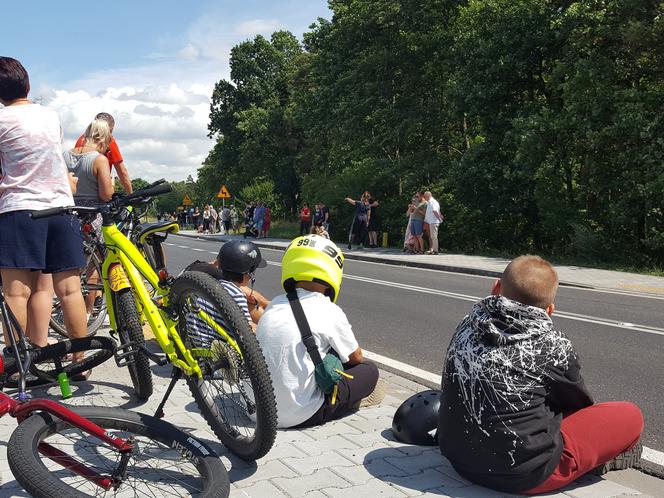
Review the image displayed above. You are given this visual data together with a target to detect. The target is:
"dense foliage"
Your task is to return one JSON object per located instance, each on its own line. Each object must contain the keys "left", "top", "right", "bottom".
{"left": 198, "top": 0, "right": 663, "bottom": 267}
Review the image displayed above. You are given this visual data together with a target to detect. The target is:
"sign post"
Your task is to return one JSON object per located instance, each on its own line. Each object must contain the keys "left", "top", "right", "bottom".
{"left": 217, "top": 185, "right": 231, "bottom": 208}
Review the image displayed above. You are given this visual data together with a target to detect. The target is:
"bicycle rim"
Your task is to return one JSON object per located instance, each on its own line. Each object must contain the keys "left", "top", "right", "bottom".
{"left": 7, "top": 406, "right": 229, "bottom": 497}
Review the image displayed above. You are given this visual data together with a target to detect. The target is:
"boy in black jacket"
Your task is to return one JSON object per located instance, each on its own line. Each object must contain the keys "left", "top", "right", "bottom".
{"left": 439, "top": 255, "right": 643, "bottom": 494}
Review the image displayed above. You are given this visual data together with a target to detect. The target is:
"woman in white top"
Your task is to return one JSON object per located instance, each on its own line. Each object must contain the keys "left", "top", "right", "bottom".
{"left": 0, "top": 57, "right": 87, "bottom": 351}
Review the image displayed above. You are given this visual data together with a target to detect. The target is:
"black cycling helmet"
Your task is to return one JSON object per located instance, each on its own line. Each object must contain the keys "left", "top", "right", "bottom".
{"left": 217, "top": 240, "right": 267, "bottom": 275}
{"left": 391, "top": 390, "right": 442, "bottom": 446}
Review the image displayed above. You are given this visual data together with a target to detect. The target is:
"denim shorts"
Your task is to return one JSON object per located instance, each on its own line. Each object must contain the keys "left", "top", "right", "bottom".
{"left": 0, "top": 210, "right": 85, "bottom": 273}
{"left": 410, "top": 219, "right": 424, "bottom": 236}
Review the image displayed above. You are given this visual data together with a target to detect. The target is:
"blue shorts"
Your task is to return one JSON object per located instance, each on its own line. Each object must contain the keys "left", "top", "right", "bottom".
{"left": 411, "top": 219, "right": 424, "bottom": 236}
{"left": 0, "top": 210, "right": 85, "bottom": 273}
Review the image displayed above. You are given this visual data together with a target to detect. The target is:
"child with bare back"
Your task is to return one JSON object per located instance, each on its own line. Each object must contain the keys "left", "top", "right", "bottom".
{"left": 438, "top": 255, "right": 643, "bottom": 494}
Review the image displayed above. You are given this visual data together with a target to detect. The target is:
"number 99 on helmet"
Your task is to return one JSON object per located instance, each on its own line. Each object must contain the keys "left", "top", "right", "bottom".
{"left": 281, "top": 235, "right": 344, "bottom": 302}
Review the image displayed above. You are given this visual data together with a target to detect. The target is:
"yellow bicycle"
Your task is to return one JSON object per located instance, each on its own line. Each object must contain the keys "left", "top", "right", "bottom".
{"left": 31, "top": 182, "right": 277, "bottom": 460}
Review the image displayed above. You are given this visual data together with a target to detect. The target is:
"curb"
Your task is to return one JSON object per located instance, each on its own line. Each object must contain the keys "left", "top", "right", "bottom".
{"left": 173, "top": 233, "right": 598, "bottom": 290}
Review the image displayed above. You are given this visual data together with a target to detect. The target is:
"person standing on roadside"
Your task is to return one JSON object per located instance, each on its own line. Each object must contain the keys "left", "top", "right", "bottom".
{"left": 320, "top": 201, "right": 330, "bottom": 232}
{"left": 312, "top": 201, "right": 324, "bottom": 234}
{"left": 423, "top": 191, "right": 443, "bottom": 254}
{"left": 210, "top": 204, "right": 218, "bottom": 234}
{"left": 221, "top": 205, "right": 231, "bottom": 234}
{"left": 367, "top": 194, "right": 380, "bottom": 248}
{"left": 0, "top": 56, "right": 88, "bottom": 351}
{"left": 409, "top": 192, "right": 427, "bottom": 254}
{"left": 299, "top": 202, "right": 312, "bottom": 236}
{"left": 230, "top": 204, "right": 239, "bottom": 233}
{"left": 75, "top": 112, "right": 132, "bottom": 194}
{"left": 262, "top": 204, "right": 271, "bottom": 238}
{"left": 345, "top": 194, "right": 370, "bottom": 250}
{"left": 254, "top": 201, "right": 266, "bottom": 238}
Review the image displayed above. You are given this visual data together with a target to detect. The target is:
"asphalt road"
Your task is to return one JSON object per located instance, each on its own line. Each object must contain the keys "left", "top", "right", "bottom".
{"left": 164, "top": 234, "right": 664, "bottom": 453}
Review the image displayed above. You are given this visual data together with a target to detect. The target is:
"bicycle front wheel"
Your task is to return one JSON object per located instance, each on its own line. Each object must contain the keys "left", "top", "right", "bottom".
{"left": 7, "top": 406, "right": 229, "bottom": 498}
{"left": 51, "top": 245, "right": 107, "bottom": 337}
{"left": 170, "top": 271, "right": 277, "bottom": 461}
{"left": 113, "top": 288, "right": 153, "bottom": 400}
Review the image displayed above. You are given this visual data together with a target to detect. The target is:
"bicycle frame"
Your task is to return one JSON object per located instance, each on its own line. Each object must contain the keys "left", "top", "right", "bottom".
{"left": 100, "top": 223, "right": 203, "bottom": 377}
{"left": 0, "top": 392, "right": 134, "bottom": 490}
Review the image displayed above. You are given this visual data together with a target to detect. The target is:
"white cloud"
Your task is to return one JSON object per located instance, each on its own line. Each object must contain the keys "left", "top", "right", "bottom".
{"left": 234, "top": 19, "right": 283, "bottom": 37}
{"left": 41, "top": 85, "right": 213, "bottom": 182}
{"left": 27, "top": 8, "right": 307, "bottom": 183}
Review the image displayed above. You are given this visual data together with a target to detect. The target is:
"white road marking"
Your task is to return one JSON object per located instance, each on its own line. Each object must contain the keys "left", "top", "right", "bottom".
{"left": 363, "top": 349, "right": 441, "bottom": 385}
{"left": 171, "top": 236, "right": 664, "bottom": 301}
{"left": 169, "top": 243, "right": 664, "bottom": 337}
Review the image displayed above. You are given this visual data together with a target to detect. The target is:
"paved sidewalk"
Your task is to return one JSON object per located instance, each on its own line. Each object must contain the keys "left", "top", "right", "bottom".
{"left": 175, "top": 231, "right": 664, "bottom": 297}
{"left": 1, "top": 330, "right": 661, "bottom": 497}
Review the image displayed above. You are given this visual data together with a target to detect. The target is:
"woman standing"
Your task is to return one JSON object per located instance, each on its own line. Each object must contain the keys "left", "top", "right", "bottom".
{"left": 366, "top": 193, "right": 380, "bottom": 248}
{"left": 0, "top": 57, "right": 87, "bottom": 350}
{"left": 345, "top": 194, "right": 371, "bottom": 250}
{"left": 63, "top": 119, "right": 114, "bottom": 323}
{"left": 202, "top": 205, "right": 211, "bottom": 233}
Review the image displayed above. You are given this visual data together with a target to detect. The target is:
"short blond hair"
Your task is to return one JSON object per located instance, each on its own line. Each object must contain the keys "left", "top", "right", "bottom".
{"left": 500, "top": 255, "right": 558, "bottom": 309}
{"left": 83, "top": 119, "right": 112, "bottom": 152}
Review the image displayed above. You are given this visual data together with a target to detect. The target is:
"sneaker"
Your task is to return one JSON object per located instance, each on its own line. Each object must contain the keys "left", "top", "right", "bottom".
{"left": 359, "top": 378, "right": 387, "bottom": 408}
{"left": 592, "top": 443, "right": 642, "bottom": 475}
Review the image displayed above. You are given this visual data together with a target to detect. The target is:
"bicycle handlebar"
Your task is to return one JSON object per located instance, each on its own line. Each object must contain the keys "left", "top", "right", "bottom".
{"left": 30, "top": 181, "right": 172, "bottom": 220}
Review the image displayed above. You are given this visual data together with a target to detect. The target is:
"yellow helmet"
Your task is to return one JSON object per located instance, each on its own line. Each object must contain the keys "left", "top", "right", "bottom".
{"left": 281, "top": 235, "right": 344, "bottom": 302}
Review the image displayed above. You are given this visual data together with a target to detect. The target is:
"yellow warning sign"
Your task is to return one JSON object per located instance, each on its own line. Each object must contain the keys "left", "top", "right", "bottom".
{"left": 217, "top": 185, "right": 231, "bottom": 199}
{"left": 182, "top": 195, "right": 193, "bottom": 205}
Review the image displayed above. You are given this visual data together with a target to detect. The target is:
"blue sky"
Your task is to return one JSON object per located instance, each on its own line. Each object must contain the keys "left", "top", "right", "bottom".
{"left": 2, "top": 0, "right": 331, "bottom": 180}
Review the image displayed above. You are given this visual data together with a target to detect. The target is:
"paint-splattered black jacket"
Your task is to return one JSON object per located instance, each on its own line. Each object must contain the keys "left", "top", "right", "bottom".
{"left": 438, "top": 295, "right": 593, "bottom": 493}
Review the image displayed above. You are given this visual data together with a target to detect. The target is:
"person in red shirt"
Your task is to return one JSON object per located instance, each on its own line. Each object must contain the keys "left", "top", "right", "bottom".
{"left": 75, "top": 112, "right": 132, "bottom": 193}
{"left": 299, "top": 202, "right": 312, "bottom": 236}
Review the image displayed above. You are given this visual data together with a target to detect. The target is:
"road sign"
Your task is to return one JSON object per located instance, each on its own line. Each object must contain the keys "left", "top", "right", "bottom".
{"left": 217, "top": 185, "right": 231, "bottom": 199}
{"left": 182, "top": 195, "right": 193, "bottom": 205}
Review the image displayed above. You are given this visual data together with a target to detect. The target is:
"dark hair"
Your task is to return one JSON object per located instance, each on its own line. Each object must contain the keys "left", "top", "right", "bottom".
{"left": 222, "top": 269, "right": 244, "bottom": 283}
{"left": 95, "top": 112, "right": 115, "bottom": 129}
{"left": 0, "top": 57, "right": 30, "bottom": 101}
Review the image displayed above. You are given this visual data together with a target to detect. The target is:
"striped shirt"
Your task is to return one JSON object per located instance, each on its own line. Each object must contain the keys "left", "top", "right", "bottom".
{"left": 186, "top": 280, "right": 251, "bottom": 347}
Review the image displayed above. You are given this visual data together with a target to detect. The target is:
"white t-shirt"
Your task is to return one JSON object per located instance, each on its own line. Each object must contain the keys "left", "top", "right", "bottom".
{"left": 424, "top": 196, "right": 441, "bottom": 225}
{"left": 256, "top": 288, "right": 359, "bottom": 428}
{"left": 0, "top": 104, "right": 73, "bottom": 214}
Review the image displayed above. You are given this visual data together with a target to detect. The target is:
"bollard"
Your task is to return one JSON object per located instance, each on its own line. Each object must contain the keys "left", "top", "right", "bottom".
{"left": 382, "top": 232, "right": 388, "bottom": 248}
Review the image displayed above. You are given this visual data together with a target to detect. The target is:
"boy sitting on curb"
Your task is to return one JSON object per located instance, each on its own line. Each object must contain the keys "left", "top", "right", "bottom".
{"left": 439, "top": 255, "right": 643, "bottom": 494}
{"left": 256, "top": 235, "right": 385, "bottom": 428}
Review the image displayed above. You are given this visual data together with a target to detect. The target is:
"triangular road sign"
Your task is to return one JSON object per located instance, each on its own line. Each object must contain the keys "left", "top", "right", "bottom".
{"left": 182, "top": 195, "right": 193, "bottom": 205}
{"left": 217, "top": 185, "right": 231, "bottom": 199}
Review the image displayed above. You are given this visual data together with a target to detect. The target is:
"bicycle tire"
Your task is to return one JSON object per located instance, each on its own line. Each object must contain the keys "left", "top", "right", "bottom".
{"left": 170, "top": 271, "right": 277, "bottom": 461}
{"left": 8, "top": 406, "right": 229, "bottom": 498}
{"left": 51, "top": 245, "right": 107, "bottom": 337}
{"left": 3, "top": 337, "right": 115, "bottom": 388}
{"left": 113, "top": 289, "right": 153, "bottom": 400}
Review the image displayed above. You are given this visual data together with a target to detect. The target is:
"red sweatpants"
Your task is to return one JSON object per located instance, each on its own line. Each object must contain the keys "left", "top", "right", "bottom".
{"left": 526, "top": 402, "right": 644, "bottom": 495}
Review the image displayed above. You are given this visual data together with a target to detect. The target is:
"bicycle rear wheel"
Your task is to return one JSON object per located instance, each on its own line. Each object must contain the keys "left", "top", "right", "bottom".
{"left": 113, "top": 288, "right": 153, "bottom": 400}
{"left": 169, "top": 271, "right": 277, "bottom": 461}
{"left": 8, "top": 406, "right": 229, "bottom": 498}
{"left": 3, "top": 337, "right": 115, "bottom": 388}
{"left": 51, "top": 245, "right": 107, "bottom": 337}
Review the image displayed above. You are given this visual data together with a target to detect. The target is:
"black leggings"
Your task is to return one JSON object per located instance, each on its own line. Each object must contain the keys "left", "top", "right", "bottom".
{"left": 297, "top": 361, "right": 379, "bottom": 428}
